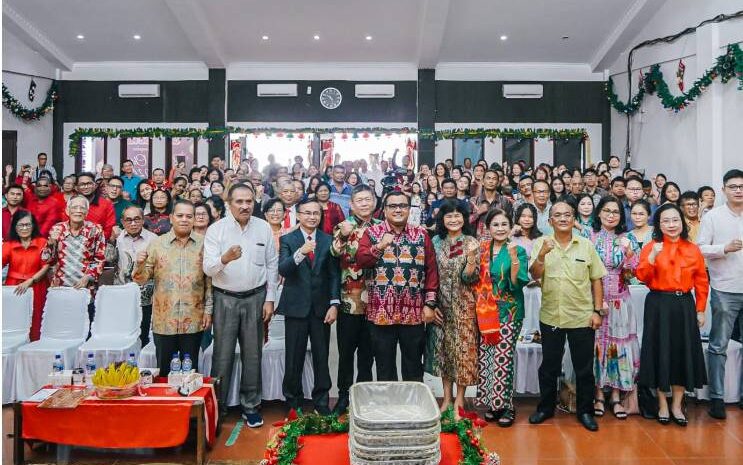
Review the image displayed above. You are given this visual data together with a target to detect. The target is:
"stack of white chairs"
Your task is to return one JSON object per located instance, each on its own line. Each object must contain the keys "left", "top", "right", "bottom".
{"left": 2, "top": 286, "right": 33, "bottom": 403}
{"left": 261, "top": 314, "right": 314, "bottom": 401}
{"left": 15, "top": 287, "right": 90, "bottom": 400}
{"left": 77, "top": 283, "right": 142, "bottom": 369}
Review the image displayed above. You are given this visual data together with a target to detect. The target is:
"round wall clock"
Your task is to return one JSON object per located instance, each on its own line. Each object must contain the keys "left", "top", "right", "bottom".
{"left": 320, "top": 87, "right": 342, "bottom": 109}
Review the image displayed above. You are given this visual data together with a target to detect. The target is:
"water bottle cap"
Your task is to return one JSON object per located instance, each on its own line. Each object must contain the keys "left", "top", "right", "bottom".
{"left": 172, "top": 353, "right": 179, "bottom": 357}
{"left": 55, "top": 354, "right": 61, "bottom": 358}
{"left": 88, "top": 353, "right": 94, "bottom": 357}
{"left": 129, "top": 352, "right": 135, "bottom": 356}
{"left": 184, "top": 353, "right": 190, "bottom": 358}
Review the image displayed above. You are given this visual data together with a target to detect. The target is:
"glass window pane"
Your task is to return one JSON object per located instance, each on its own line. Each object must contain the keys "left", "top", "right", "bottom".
{"left": 171, "top": 137, "right": 195, "bottom": 172}
{"left": 553, "top": 139, "right": 583, "bottom": 171}
{"left": 453, "top": 139, "right": 482, "bottom": 165}
{"left": 503, "top": 138, "right": 533, "bottom": 166}
{"left": 81, "top": 137, "right": 105, "bottom": 174}
{"left": 126, "top": 137, "right": 150, "bottom": 178}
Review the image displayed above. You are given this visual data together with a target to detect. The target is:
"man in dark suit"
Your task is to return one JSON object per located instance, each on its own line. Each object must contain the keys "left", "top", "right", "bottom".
{"left": 278, "top": 197, "right": 341, "bottom": 415}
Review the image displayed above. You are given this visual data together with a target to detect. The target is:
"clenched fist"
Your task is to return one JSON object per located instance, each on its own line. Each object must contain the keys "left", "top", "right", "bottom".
{"left": 338, "top": 221, "right": 354, "bottom": 238}
{"left": 136, "top": 250, "right": 148, "bottom": 265}
{"left": 300, "top": 239, "right": 316, "bottom": 255}
{"left": 538, "top": 238, "right": 555, "bottom": 259}
{"left": 376, "top": 233, "right": 395, "bottom": 251}
{"left": 221, "top": 245, "right": 242, "bottom": 264}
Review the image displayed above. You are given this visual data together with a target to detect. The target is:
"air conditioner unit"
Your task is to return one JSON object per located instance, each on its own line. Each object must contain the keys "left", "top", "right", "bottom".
{"left": 355, "top": 84, "right": 395, "bottom": 99}
{"left": 118, "top": 84, "right": 160, "bottom": 98}
{"left": 502, "top": 84, "right": 543, "bottom": 99}
{"left": 257, "top": 83, "right": 298, "bottom": 97}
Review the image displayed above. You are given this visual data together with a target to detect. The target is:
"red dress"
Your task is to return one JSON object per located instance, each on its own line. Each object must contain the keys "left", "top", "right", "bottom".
{"left": 321, "top": 201, "right": 345, "bottom": 235}
{"left": 2, "top": 237, "right": 50, "bottom": 341}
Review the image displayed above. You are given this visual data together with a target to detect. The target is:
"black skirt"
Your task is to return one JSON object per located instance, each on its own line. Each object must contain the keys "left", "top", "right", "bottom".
{"left": 638, "top": 291, "right": 707, "bottom": 391}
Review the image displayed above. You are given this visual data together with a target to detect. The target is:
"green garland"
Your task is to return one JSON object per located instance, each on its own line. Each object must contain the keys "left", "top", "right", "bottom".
{"left": 2, "top": 81, "right": 58, "bottom": 121}
{"left": 425, "top": 128, "right": 587, "bottom": 141}
{"left": 260, "top": 408, "right": 498, "bottom": 465}
{"left": 607, "top": 42, "right": 743, "bottom": 115}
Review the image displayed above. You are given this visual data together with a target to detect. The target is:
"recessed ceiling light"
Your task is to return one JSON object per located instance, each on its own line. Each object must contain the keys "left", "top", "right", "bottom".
{"left": 262, "top": 35, "right": 269, "bottom": 40}
{"left": 76, "top": 34, "right": 85, "bottom": 40}
{"left": 313, "top": 34, "right": 320, "bottom": 40}
{"left": 365, "top": 35, "right": 373, "bottom": 41}
{"left": 500, "top": 35, "right": 508, "bottom": 41}
{"left": 133, "top": 34, "right": 141, "bottom": 40}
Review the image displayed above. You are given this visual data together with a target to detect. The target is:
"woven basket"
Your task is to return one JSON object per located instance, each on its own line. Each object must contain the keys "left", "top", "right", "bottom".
{"left": 94, "top": 380, "right": 139, "bottom": 399}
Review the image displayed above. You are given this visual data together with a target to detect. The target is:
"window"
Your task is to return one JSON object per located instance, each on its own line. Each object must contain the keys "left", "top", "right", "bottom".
{"left": 503, "top": 138, "right": 534, "bottom": 167}
{"left": 78, "top": 137, "right": 107, "bottom": 173}
{"left": 453, "top": 138, "right": 483, "bottom": 165}
{"left": 121, "top": 137, "right": 152, "bottom": 178}
{"left": 166, "top": 137, "right": 197, "bottom": 176}
{"left": 553, "top": 139, "right": 584, "bottom": 171}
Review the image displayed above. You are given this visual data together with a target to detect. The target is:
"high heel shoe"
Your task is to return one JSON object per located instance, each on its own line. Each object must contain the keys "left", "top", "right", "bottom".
{"left": 670, "top": 412, "right": 688, "bottom": 427}
{"left": 657, "top": 412, "right": 670, "bottom": 425}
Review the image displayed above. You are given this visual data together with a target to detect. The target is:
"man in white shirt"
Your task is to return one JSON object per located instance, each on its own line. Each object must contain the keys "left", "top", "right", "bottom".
{"left": 697, "top": 168, "right": 743, "bottom": 419}
{"left": 31, "top": 152, "right": 56, "bottom": 182}
{"left": 203, "top": 183, "right": 279, "bottom": 428}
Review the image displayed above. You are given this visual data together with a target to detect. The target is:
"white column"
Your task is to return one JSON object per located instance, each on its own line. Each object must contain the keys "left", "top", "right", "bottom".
{"left": 152, "top": 138, "right": 166, "bottom": 172}
{"left": 108, "top": 138, "right": 121, "bottom": 174}
{"left": 696, "top": 23, "right": 723, "bottom": 187}
{"left": 534, "top": 138, "right": 553, "bottom": 166}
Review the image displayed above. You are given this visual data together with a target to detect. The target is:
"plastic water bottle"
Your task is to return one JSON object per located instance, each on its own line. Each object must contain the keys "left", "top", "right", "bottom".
{"left": 127, "top": 352, "right": 137, "bottom": 367}
{"left": 169, "top": 353, "right": 181, "bottom": 374}
{"left": 182, "top": 353, "right": 192, "bottom": 372}
{"left": 52, "top": 353, "right": 64, "bottom": 373}
{"left": 85, "top": 353, "right": 96, "bottom": 375}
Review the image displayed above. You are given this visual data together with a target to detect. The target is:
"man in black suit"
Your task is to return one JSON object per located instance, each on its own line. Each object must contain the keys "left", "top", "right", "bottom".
{"left": 278, "top": 197, "right": 341, "bottom": 415}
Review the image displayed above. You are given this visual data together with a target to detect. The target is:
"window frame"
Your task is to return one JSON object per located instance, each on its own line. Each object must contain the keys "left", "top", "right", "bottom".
{"left": 75, "top": 137, "right": 108, "bottom": 174}
{"left": 120, "top": 137, "right": 153, "bottom": 178}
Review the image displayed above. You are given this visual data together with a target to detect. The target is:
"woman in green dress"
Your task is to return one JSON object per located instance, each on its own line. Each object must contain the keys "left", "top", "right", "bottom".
{"left": 475, "top": 208, "right": 529, "bottom": 427}
{"left": 424, "top": 199, "right": 480, "bottom": 419}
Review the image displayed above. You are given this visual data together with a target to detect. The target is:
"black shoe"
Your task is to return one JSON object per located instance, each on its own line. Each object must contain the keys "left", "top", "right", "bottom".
{"left": 577, "top": 413, "right": 599, "bottom": 432}
{"left": 333, "top": 397, "right": 349, "bottom": 416}
{"left": 528, "top": 410, "right": 554, "bottom": 424}
{"left": 497, "top": 409, "right": 515, "bottom": 428}
{"left": 708, "top": 399, "right": 726, "bottom": 420}
{"left": 314, "top": 405, "right": 332, "bottom": 416}
{"left": 657, "top": 415, "right": 670, "bottom": 425}
{"left": 484, "top": 409, "right": 504, "bottom": 422}
{"left": 670, "top": 412, "right": 688, "bottom": 427}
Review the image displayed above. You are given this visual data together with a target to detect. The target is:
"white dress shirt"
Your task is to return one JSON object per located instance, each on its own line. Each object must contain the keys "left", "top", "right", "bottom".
{"left": 697, "top": 203, "right": 743, "bottom": 293}
{"left": 203, "top": 215, "right": 279, "bottom": 301}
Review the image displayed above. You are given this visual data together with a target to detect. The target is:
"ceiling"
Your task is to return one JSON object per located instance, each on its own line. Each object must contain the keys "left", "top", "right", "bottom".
{"left": 3, "top": 0, "right": 665, "bottom": 72}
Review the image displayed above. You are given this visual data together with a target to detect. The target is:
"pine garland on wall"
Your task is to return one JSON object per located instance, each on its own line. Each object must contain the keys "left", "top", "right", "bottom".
{"left": 606, "top": 42, "right": 743, "bottom": 115}
{"left": 2, "top": 81, "right": 58, "bottom": 121}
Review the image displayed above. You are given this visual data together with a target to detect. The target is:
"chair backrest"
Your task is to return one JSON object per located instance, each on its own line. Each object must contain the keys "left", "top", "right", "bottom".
{"left": 2, "top": 286, "right": 33, "bottom": 338}
{"left": 267, "top": 314, "right": 285, "bottom": 340}
{"left": 40, "top": 287, "right": 91, "bottom": 341}
{"left": 90, "top": 283, "right": 142, "bottom": 338}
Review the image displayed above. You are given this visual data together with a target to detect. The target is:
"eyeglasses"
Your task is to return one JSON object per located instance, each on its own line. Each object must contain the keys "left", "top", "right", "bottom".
{"left": 298, "top": 211, "right": 322, "bottom": 217}
{"left": 77, "top": 182, "right": 95, "bottom": 188}
{"left": 724, "top": 184, "right": 743, "bottom": 191}
{"left": 122, "top": 217, "right": 143, "bottom": 223}
{"left": 385, "top": 203, "right": 410, "bottom": 211}
{"left": 195, "top": 213, "right": 209, "bottom": 218}
{"left": 266, "top": 208, "right": 284, "bottom": 215}
{"left": 16, "top": 223, "right": 33, "bottom": 229}
{"left": 601, "top": 209, "right": 621, "bottom": 216}
{"left": 108, "top": 184, "right": 123, "bottom": 190}
{"left": 660, "top": 218, "right": 682, "bottom": 225}
{"left": 551, "top": 213, "right": 574, "bottom": 220}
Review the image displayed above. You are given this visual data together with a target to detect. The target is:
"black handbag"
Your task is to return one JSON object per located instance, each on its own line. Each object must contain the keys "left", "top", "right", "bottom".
{"left": 637, "top": 385, "right": 658, "bottom": 419}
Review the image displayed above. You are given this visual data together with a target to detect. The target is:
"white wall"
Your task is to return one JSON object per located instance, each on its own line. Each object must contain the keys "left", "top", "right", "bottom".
{"left": 609, "top": 0, "right": 743, "bottom": 191}
{"left": 2, "top": 29, "right": 57, "bottom": 172}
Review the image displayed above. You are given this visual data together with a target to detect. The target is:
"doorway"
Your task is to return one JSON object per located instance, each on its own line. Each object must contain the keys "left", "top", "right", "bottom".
{"left": 2, "top": 130, "right": 18, "bottom": 172}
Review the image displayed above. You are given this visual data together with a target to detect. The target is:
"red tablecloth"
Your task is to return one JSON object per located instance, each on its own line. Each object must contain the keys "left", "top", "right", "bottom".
{"left": 21, "top": 383, "right": 218, "bottom": 449}
{"left": 294, "top": 432, "right": 463, "bottom": 465}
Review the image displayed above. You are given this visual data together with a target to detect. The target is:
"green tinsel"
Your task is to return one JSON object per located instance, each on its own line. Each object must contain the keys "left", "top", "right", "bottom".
{"left": 429, "top": 128, "right": 587, "bottom": 141}
{"left": 607, "top": 42, "right": 743, "bottom": 115}
{"left": 2, "top": 81, "right": 58, "bottom": 121}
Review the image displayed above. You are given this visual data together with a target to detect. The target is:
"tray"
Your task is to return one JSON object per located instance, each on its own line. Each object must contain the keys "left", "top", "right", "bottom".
{"left": 350, "top": 448, "right": 441, "bottom": 465}
{"left": 349, "top": 435, "right": 440, "bottom": 461}
{"left": 350, "top": 417, "right": 440, "bottom": 447}
{"left": 37, "top": 388, "right": 89, "bottom": 409}
{"left": 350, "top": 382, "right": 439, "bottom": 430}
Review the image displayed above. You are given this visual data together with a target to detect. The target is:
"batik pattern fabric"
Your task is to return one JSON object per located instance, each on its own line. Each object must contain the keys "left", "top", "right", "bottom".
{"left": 424, "top": 235, "right": 480, "bottom": 386}
{"left": 42, "top": 221, "right": 106, "bottom": 288}
{"left": 476, "top": 242, "right": 529, "bottom": 411}
{"left": 588, "top": 229, "right": 641, "bottom": 391}
{"left": 331, "top": 215, "right": 382, "bottom": 315}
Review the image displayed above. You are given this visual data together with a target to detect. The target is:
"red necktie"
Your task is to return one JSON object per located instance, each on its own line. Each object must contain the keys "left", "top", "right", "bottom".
{"left": 307, "top": 235, "right": 315, "bottom": 264}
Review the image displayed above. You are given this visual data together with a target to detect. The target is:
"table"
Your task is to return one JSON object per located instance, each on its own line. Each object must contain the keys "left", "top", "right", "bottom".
{"left": 14, "top": 383, "right": 218, "bottom": 465}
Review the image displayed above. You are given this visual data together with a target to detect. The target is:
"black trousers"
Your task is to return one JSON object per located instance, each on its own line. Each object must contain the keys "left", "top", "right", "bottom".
{"left": 140, "top": 304, "right": 152, "bottom": 347}
{"left": 153, "top": 332, "right": 203, "bottom": 377}
{"left": 369, "top": 324, "right": 425, "bottom": 382}
{"left": 537, "top": 323, "right": 595, "bottom": 416}
{"left": 283, "top": 314, "right": 331, "bottom": 410}
{"left": 336, "top": 312, "right": 374, "bottom": 399}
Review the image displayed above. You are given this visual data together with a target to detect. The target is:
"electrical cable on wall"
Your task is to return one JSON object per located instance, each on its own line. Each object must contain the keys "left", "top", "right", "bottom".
{"left": 623, "top": 10, "right": 743, "bottom": 167}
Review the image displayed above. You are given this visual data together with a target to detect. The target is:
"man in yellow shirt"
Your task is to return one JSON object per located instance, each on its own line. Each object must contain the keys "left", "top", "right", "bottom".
{"left": 528, "top": 200, "right": 607, "bottom": 432}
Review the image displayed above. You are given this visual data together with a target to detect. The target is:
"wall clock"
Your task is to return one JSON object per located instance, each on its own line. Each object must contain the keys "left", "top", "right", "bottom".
{"left": 320, "top": 87, "right": 342, "bottom": 109}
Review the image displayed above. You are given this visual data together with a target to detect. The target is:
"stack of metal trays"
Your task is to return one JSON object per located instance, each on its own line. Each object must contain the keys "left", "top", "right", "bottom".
{"left": 349, "top": 382, "right": 441, "bottom": 465}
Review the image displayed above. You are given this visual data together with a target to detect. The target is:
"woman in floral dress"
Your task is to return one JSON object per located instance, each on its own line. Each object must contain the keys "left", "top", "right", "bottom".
{"left": 424, "top": 200, "right": 480, "bottom": 419}
{"left": 587, "top": 196, "right": 640, "bottom": 419}
{"left": 475, "top": 208, "right": 529, "bottom": 427}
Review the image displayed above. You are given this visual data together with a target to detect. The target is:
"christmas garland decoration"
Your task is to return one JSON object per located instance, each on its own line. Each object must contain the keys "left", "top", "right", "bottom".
{"left": 424, "top": 128, "right": 588, "bottom": 141}
{"left": 2, "top": 81, "right": 58, "bottom": 121}
{"left": 607, "top": 42, "right": 743, "bottom": 115}
{"left": 260, "top": 407, "right": 499, "bottom": 465}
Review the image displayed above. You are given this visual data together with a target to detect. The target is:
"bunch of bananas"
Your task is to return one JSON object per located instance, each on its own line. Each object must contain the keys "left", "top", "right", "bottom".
{"left": 91, "top": 363, "right": 140, "bottom": 387}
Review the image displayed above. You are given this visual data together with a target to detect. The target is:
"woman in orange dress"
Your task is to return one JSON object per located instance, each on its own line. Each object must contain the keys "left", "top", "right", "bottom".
{"left": 2, "top": 210, "right": 50, "bottom": 341}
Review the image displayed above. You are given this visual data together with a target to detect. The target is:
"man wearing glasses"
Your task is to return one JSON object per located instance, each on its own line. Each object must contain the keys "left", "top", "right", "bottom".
{"left": 624, "top": 176, "right": 656, "bottom": 230}
{"left": 697, "top": 168, "right": 743, "bottom": 419}
{"left": 63, "top": 171, "right": 116, "bottom": 240}
{"left": 528, "top": 200, "right": 606, "bottom": 432}
{"left": 106, "top": 176, "right": 134, "bottom": 227}
{"left": 113, "top": 205, "right": 157, "bottom": 346}
{"left": 356, "top": 191, "right": 439, "bottom": 382}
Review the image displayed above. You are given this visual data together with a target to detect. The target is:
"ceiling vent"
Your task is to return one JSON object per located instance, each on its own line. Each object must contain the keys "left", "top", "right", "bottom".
{"left": 355, "top": 84, "right": 395, "bottom": 99}
{"left": 257, "top": 83, "right": 298, "bottom": 97}
{"left": 118, "top": 84, "right": 160, "bottom": 98}
{"left": 502, "top": 84, "right": 543, "bottom": 99}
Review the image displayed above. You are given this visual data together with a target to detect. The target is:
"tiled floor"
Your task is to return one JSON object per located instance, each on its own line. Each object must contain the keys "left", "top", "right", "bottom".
{"left": 3, "top": 399, "right": 742, "bottom": 465}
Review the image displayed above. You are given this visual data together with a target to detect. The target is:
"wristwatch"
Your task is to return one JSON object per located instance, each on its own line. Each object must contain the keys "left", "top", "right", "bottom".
{"left": 425, "top": 300, "right": 438, "bottom": 309}
{"left": 593, "top": 309, "right": 606, "bottom": 317}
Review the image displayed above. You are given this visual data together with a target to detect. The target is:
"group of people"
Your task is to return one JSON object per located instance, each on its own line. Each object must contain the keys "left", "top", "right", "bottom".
{"left": 2, "top": 149, "right": 742, "bottom": 433}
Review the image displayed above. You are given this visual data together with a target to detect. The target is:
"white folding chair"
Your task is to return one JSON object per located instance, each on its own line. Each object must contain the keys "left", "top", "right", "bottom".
{"left": 77, "top": 283, "right": 142, "bottom": 369}
{"left": 2, "top": 286, "right": 33, "bottom": 403}
{"left": 15, "top": 287, "right": 90, "bottom": 400}
{"left": 261, "top": 315, "right": 314, "bottom": 401}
